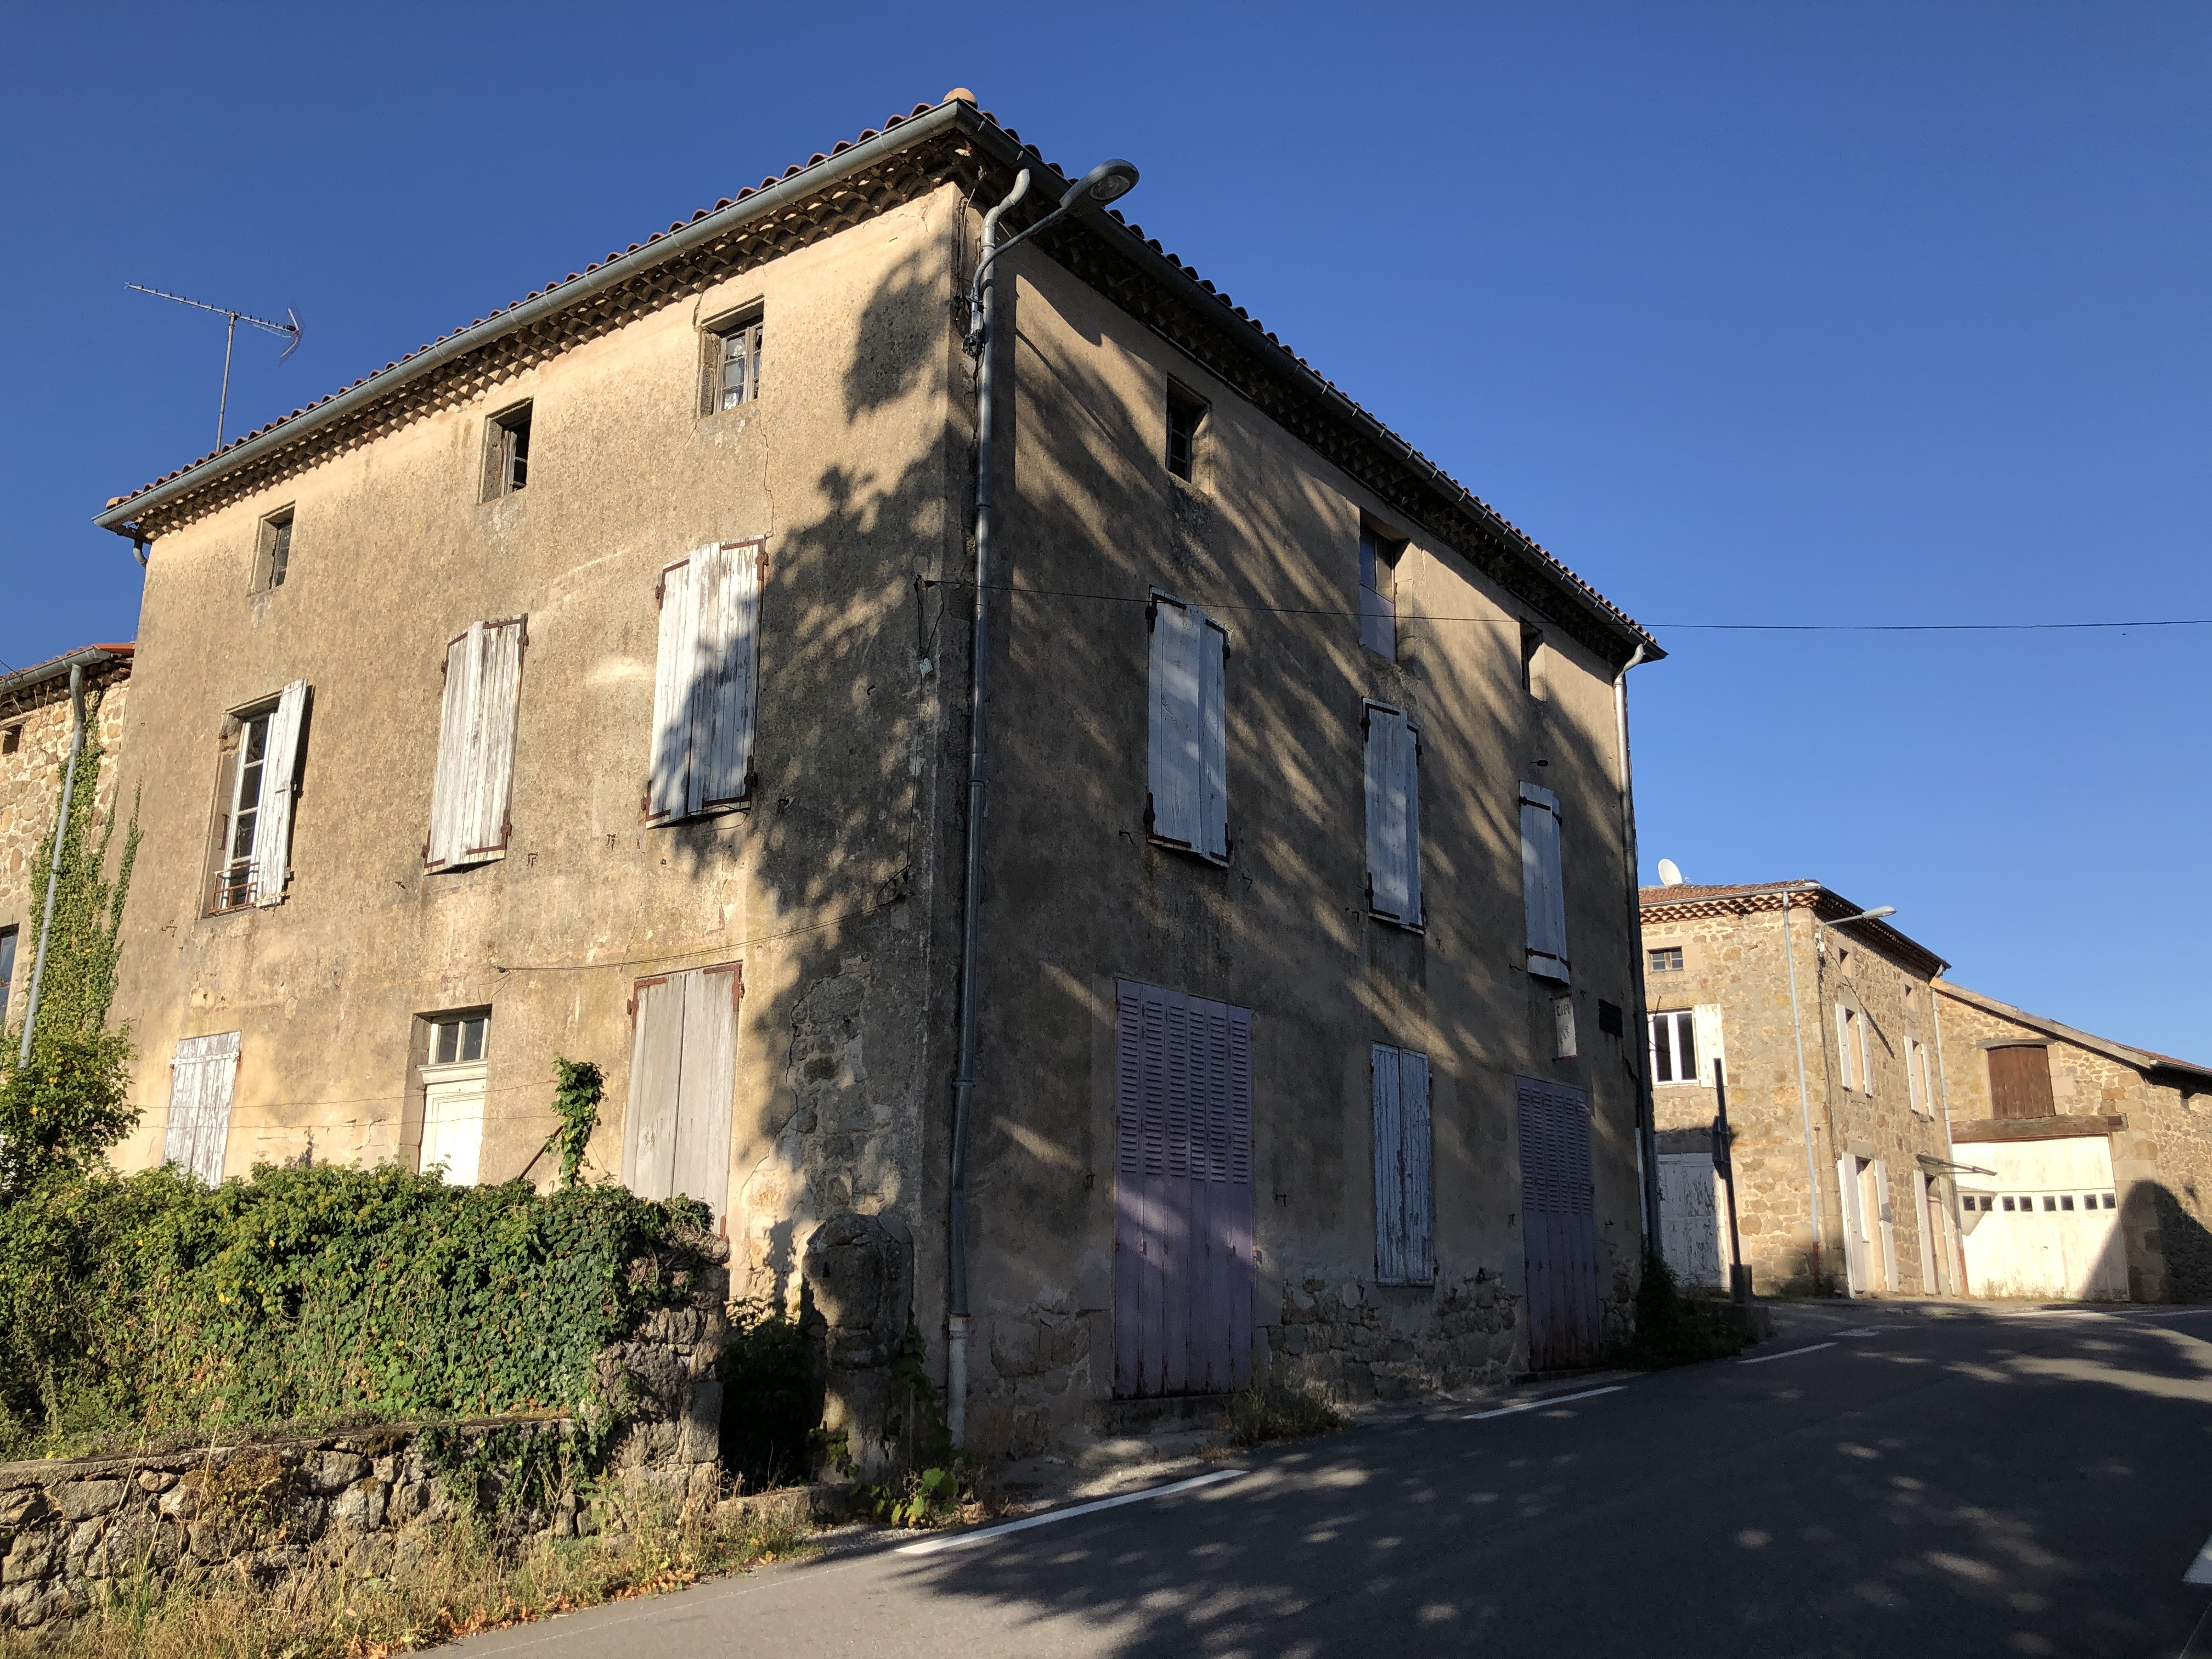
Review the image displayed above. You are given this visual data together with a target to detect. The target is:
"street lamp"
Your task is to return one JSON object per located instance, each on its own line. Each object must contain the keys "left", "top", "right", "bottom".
{"left": 946, "top": 154, "right": 1141, "bottom": 1449}
{"left": 1817, "top": 904, "right": 1895, "bottom": 954}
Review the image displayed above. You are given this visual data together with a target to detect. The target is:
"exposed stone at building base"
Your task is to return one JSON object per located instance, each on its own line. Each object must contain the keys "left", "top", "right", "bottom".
{"left": 1266, "top": 1271, "right": 1525, "bottom": 1401}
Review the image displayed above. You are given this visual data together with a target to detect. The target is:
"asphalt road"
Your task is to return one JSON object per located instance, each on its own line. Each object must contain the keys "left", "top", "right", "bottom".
{"left": 459, "top": 1301, "right": 2212, "bottom": 1658}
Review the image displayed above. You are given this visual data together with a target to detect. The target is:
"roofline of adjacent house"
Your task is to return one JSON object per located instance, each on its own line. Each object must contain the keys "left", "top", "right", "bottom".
{"left": 91, "top": 97, "right": 1658, "bottom": 664}
{"left": 1933, "top": 979, "right": 2212, "bottom": 1090}
{"left": 0, "top": 644, "right": 134, "bottom": 706}
{"left": 1639, "top": 879, "right": 1951, "bottom": 977}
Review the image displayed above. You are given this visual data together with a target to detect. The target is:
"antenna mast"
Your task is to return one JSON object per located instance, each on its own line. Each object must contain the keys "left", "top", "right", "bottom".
{"left": 127, "top": 284, "right": 303, "bottom": 450}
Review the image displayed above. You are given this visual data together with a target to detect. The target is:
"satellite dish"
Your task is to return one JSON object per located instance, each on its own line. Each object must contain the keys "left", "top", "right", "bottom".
{"left": 1656, "top": 859, "right": 1685, "bottom": 887}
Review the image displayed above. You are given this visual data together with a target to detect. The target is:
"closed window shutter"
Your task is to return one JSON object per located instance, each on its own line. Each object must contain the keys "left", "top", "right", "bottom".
{"left": 161, "top": 1031, "right": 241, "bottom": 1186}
{"left": 1365, "top": 703, "right": 1419, "bottom": 926}
{"left": 1199, "top": 615, "right": 1228, "bottom": 861}
{"left": 1874, "top": 1161, "right": 1898, "bottom": 1291}
{"left": 252, "top": 680, "right": 308, "bottom": 906}
{"left": 1836, "top": 1156, "right": 1865, "bottom": 1290}
{"left": 1692, "top": 1004, "right": 1725, "bottom": 1087}
{"left": 427, "top": 619, "right": 524, "bottom": 868}
{"left": 1401, "top": 1049, "right": 1432, "bottom": 1283}
{"left": 1372, "top": 1045, "right": 1404, "bottom": 1282}
{"left": 672, "top": 965, "right": 739, "bottom": 1217}
{"left": 1521, "top": 782, "right": 1568, "bottom": 981}
{"left": 1835, "top": 1006, "right": 1853, "bottom": 1091}
{"left": 1148, "top": 596, "right": 1203, "bottom": 849}
{"left": 649, "top": 545, "right": 760, "bottom": 822}
{"left": 624, "top": 975, "right": 686, "bottom": 1200}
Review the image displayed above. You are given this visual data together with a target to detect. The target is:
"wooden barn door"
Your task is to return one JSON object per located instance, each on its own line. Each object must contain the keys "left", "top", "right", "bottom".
{"left": 1518, "top": 1076, "right": 1604, "bottom": 1370}
{"left": 1113, "top": 980, "right": 1255, "bottom": 1398}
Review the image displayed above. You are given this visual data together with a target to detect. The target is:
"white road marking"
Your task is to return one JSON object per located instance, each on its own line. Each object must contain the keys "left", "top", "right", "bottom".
{"left": 2185, "top": 1528, "right": 2212, "bottom": 1585}
{"left": 894, "top": 1469, "right": 1246, "bottom": 1556}
{"left": 1740, "top": 1341, "right": 1836, "bottom": 1365}
{"left": 1837, "top": 1325, "right": 1909, "bottom": 1336}
{"left": 1464, "top": 1384, "right": 1627, "bottom": 1420}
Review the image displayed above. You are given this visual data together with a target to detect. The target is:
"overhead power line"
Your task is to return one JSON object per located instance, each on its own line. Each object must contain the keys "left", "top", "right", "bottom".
{"left": 917, "top": 579, "right": 2209, "bottom": 634}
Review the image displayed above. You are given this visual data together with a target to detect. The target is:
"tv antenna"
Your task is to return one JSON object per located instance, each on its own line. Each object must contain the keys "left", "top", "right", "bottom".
{"left": 126, "top": 283, "right": 302, "bottom": 450}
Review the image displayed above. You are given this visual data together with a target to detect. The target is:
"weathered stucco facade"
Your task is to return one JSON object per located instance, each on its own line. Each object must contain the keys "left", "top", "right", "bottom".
{"left": 1640, "top": 882, "right": 1960, "bottom": 1298}
{"left": 93, "top": 93, "right": 1661, "bottom": 1455}
{"left": 1936, "top": 981, "right": 2212, "bottom": 1304}
{"left": 0, "top": 648, "right": 133, "bottom": 1032}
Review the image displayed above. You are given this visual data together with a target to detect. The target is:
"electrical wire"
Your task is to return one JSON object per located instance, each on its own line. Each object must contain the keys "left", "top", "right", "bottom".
{"left": 916, "top": 578, "right": 2210, "bottom": 634}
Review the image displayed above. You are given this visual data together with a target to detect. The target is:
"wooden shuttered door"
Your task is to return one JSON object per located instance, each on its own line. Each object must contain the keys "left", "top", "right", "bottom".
{"left": 1363, "top": 702, "right": 1421, "bottom": 928}
{"left": 1988, "top": 1045, "right": 2055, "bottom": 1119}
{"left": 1372, "top": 1045, "right": 1434, "bottom": 1286}
{"left": 427, "top": 619, "right": 526, "bottom": 870}
{"left": 1517, "top": 1076, "right": 1603, "bottom": 1370}
{"left": 622, "top": 963, "right": 741, "bottom": 1218}
{"left": 1520, "top": 782, "right": 1569, "bottom": 982}
{"left": 162, "top": 1031, "right": 241, "bottom": 1186}
{"left": 1113, "top": 979, "right": 1254, "bottom": 1399}
{"left": 1692, "top": 1003, "right": 1726, "bottom": 1088}
{"left": 252, "top": 680, "right": 308, "bottom": 906}
{"left": 1145, "top": 594, "right": 1228, "bottom": 862}
{"left": 648, "top": 542, "right": 761, "bottom": 823}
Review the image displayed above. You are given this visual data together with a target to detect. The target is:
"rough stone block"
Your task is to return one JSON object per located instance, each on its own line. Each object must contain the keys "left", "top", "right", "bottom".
{"left": 54, "top": 1482, "right": 124, "bottom": 1522}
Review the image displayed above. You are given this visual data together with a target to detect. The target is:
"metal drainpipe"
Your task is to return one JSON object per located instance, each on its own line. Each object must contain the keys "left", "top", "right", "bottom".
{"left": 1610, "top": 646, "right": 1658, "bottom": 1244}
{"left": 1779, "top": 887, "right": 1825, "bottom": 1291}
{"left": 18, "top": 664, "right": 87, "bottom": 1067}
{"left": 946, "top": 167, "right": 1034, "bottom": 1449}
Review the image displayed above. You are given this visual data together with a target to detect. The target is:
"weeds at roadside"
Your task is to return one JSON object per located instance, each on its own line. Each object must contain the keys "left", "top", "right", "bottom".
{"left": 0, "top": 1500, "right": 811, "bottom": 1659}
{"left": 1227, "top": 1386, "right": 1346, "bottom": 1448}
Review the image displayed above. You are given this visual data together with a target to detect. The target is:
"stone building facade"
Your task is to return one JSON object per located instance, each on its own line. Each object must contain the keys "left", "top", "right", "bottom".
{"left": 89, "top": 92, "right": 1662, "bottom": 1455}
{"left": 1935, "top": 982, "right": 2212, "bottom": 1304}
{"left": 0, "top": 646, "right": 133, "bottom": 1034}
{"left": 1639, "top": 881, "right": 1961, "bottom": 1297}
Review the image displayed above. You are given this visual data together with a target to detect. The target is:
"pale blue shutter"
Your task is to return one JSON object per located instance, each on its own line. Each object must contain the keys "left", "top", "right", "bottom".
{"left": 1365, "top": 703, "right": 1420, "bottom": 927}
{"left": 1520, "top": 782, "right": 1568, "bottom": 981}
{"left": 1148, "top": 595, "right": 1203, "bottom": 848}
{"left": 1401, "top": 1050, "right": 1432, "bottom": 1283}
{"left": 1372, "top": 1043, "right": 1404, "bottom": 1281}
{"left": 1198, "top": 615, "right": 1228, "bottom": 862}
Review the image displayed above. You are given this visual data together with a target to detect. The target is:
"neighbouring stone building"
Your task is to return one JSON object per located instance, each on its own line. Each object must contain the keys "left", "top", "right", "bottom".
{"left": 0, "top": 645, "right": 134, "bottom": 1034}
{"left": 1641, "top": 878, "right": 2212, "bottom": 1304}
{"left": 1936, "top": 982, "right": 2212, "bottom": 1304}
{"left": 87, "top": 90, "right": 1664, "bottom": 1457}
{"left": 1639, "top": 880, "right": 1960, "bottom": 1298}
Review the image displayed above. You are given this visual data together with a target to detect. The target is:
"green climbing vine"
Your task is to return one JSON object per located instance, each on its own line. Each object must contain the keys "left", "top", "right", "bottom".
{"left": 547, "top": 1058, "right": 603, "bottom": 1188}
{"left": 1, "top": 690, "right": 144, "bottom": 1198}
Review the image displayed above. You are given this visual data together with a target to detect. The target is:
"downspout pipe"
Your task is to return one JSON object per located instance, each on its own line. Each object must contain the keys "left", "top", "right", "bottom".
{"left": 945, "top": 157, "right": 1138, "bottom": 1450}
{"left": 1611, "top": 646, "right": 1659, "bottom": 1245}
{"left": 18, "top": 664, "right": 87, "bottom": 1068}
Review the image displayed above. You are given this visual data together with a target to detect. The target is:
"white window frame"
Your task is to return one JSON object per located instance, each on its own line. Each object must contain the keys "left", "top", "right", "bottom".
{"left": 710, "top": 315, "right": 764, "bottom": 412}
{"left": 211, "top": 680, "right": 307, "bottom": 912}
{"left": 1649, "top": 1008, "right": 1698, "bottom": 1085}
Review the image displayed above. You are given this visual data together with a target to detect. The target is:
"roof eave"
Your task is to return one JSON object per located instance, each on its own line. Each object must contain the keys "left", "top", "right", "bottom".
{"left": 94, "top": 100, "right": 983, "bottom": 538}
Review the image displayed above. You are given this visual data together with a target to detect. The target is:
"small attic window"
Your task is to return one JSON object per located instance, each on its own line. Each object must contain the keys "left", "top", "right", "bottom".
{"left": 483, "top": 402, "right": 532, "bottom": 499}
{"left": 1, "top": 726, "right": 18, "bottom": 755}
{"left": 1166, "top": 383, "right": 1207, "bottom": 482}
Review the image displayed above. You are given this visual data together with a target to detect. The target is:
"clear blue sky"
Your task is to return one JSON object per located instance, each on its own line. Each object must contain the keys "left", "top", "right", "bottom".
{"left": 5, "top": 5, "right": 2205, "bottom": 1057}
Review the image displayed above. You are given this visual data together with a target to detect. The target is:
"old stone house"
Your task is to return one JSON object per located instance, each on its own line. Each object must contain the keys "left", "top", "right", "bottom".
{"left": 1935, "top": 981, "right": 2212, "bottom": 1303}
{"left": 1642, "top": 878, "right": 2212, "bottom": 1305}
{"left": 89, "top": 91, "right": 1662, "bottom": 1457}
{"left": 1639, "top": 880, "right": 1962, "bottom": 1297}
{"left": 0, "top": 645, "right": 134, "bottom": 1034}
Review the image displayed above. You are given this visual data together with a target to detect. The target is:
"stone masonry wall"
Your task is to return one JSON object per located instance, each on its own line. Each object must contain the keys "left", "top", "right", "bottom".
{"left": 1, "top": 675, "right": 131, "bottom": 1009}
{"left": 1266, "top": 1268, "right": 1528, "bottom": 1402}
{"left": 0, "top": 1259, "right": 724, "bottom": 1632}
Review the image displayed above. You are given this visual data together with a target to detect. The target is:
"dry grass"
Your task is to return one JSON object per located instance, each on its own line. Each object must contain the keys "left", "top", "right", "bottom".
{"left": 1226, "top": 1386, "right": 1347, "bottom": 1448}
{"left": 0, "top": 1497, "right": 812, "bottom": 1659}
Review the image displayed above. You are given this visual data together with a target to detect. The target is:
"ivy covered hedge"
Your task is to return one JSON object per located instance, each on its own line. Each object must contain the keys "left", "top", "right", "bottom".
{"left": 0, "top": 1163, "right": 715, "bottom": 1458}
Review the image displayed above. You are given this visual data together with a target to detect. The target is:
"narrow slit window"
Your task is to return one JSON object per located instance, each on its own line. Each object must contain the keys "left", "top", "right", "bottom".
{"left": 1359, "top": 530, "right": 1400, "bottom": 659}
{"left": 1520, "top": 622, "right": 1544, "bottom": 697}
{"left": 258, "top": 507, "right": 295, "bottom": 591}
{"left": 0, "top": 926, "right": 15, "bottom": 1027}
{"left": 485, "top": 403, "right": 532, "bottom": 498}
{"left": 1166, "top": 384, "right": 1207, "bottom": 481}
{"left": 1, "top": 726, "right": 17, "bottom": 754}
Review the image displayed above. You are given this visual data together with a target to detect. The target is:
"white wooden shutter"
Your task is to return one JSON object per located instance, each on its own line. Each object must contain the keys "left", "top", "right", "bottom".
{"left": 671, "top": 964, "right": 739, "bottom": 1218}
{"left": 623, "top": 975, "right": 686, "bottom": 1200}
{"left": 427, "top": 619, "right": 524, "bottom": 869}
{"left": 1401, "top": 1049, "right": 1432, "bottom": 1283}
{"left": 161, "top": 1031, "right": 241, "bottom": 1186}
{"left": 650, "top": 544, "right": 761, "bottom": 823}
{"left": 1835, "top": 1006, "right": 1854, "bottom": 1091}
{"left": 1372, "top": 1044, "right": 1404, "bottom": 1282}
{"left": 1693, "top": 1004, "right": 1726, "bottom": 1088}
{"left": 1364, "top": 703, "right": 1420, "bottom": 927}
{"left": 1836, "top": 1155, "right": 1866, "bottom": 1292}
{"left": 1520, "top": 782, "right": 1568, "bottom": 982}
{"left": 252, "top": 680, "right": 308, "bottom": 906}
{"left": 1874, "top": 1161, "right": 1898, "bottom": 1291}
{"left": 1148, "top": 596, "right": 1203, "bottom": 849}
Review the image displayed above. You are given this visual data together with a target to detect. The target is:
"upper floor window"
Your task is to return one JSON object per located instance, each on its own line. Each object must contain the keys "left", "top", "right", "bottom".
{"left": 1836, "top": 1004, "right": 1874, "bottom": 1095}
{"left": 1649, "top": 946, "right": 1684, "bottom": 974}
{"left": 1520, "top": 622, "right": 1545, "bottom": 697}
{"left": 1364, "top": 701, "right": 1421, "bottom": 929}
{"left": 1359, "top": 529, "right": 1401, "bottom": 658}
{"left": 1987, "top": 1043, "right": 2055, "bottom": 1120}
{"left": 207, "top": 682, "right": 308, "bottom": 913}
{"left": 1520, "top": 782, "right": 1568, "bottom": 981}
{"left": 256, "top": 507, "right": 295, "bottom": 591}
{"left": 709, "top": 315, "right": 764, "bottom": 411}
{"left": 1649, "top": 1009, "right": 1697, "bottom": 1084}
{"left": 1166, "top": 383, "right": 1207, "bottom": 482}
{"left": 427, "top": 620, "right": 526, "bottom": 870}
{"left": 1906, "top": 1035, "right": 1935, "bottom": 1116}
{"left": 1, "top": 725, "right": 18, "bottom": 755}
{"left": 1146, "top": 590, "right": 1228, "bottom": 863}
{"left": 484, "top": 402, "right": 532, "bottom": 499}
{"left": 647, "top": 544, "right": 761, "bottom": 823}
{"left": 429, "top": 1011, "right": 489, "bottom": 1065}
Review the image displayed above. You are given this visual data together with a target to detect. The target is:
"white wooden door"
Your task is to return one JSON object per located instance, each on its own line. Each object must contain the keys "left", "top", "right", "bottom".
{"left": 1657, "top": 1152, "right": 1727, "bottom": 1289}
{"left": 420, "top": 1061, "right": 489, "bottom": 1185}
{"left": 162, "top": 1032, "right": 241, "bottom": 1186}
{"left": 622, "top": 963, "right": 741, "bottom": 1219}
